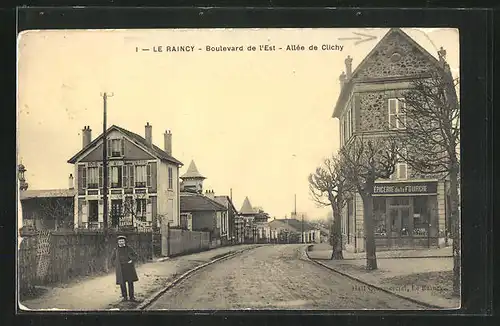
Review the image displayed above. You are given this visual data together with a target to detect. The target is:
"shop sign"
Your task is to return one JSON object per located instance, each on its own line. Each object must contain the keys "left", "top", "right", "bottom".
{"left": 372, "top": 181, "right": 438, "bottom": 195}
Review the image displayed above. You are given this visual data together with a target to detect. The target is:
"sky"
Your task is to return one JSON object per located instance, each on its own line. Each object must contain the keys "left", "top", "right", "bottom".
{"left": 17, "top": 27, "right": 459, "bottom": 221}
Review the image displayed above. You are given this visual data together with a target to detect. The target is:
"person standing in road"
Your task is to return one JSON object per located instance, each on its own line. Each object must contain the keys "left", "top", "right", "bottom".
{"left": 111, "top": 235, "right": 139, "bottom": 302}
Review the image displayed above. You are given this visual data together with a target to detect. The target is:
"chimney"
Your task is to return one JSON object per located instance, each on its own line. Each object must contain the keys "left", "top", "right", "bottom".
{"left": 69, "top": 174, "right": 74, "bottom": 189}
{"left": 164, "top": 130, "right": 172, "bottom": 155}
{"left": 339, "top": 71, "right": 346, "bottom": 88}
{"left": 345, "top": 55, "right": 353, "bottom": 79}
{"left": 145, "top": 122, "right": 152, "bottom": 147}
{"left": 205, "top": 189, "right": 215, "bottom": 200}
{"left": 82, "top": 126, "right": 92, "bottom": 148}
{"left": 438, "top": 46, "right": 447, "bottom": 65}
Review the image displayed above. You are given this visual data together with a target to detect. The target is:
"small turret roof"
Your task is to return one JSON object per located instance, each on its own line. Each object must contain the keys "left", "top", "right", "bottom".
{"left": 240, "top": 196, "right": 256, "bottom": 215}
{"left": 180, "top": 160, "right": 206, "bottom": 179}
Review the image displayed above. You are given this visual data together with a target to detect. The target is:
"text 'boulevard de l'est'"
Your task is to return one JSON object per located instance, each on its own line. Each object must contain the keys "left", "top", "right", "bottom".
{"left": 136, "top": 44, "right": 344, "bottom": 53}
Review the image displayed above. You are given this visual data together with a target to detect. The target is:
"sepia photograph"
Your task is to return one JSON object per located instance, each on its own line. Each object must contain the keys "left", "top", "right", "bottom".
{"left": 16, "top": 27, "right": 460, "bottom": 311}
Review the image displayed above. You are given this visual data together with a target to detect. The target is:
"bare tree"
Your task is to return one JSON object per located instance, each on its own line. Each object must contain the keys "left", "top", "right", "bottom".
{"left": 395, "top": 65, "right": 460, "bottom": 295}
{"left": 38, "top": 198, "right": 74, "bottom": 230}
{"left": 339, "top": 136, "right": 398, "bottom": 270}
{"left": 308, "top": 154, "right": 351, "bottom": 259}
{"left": 121, "top": 194, "right": 150, "bottom": 230}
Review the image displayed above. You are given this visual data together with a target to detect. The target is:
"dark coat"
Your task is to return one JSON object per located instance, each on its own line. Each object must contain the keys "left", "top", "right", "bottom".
{"left": 111, "top": 245, "right": 139, "bottom": 285}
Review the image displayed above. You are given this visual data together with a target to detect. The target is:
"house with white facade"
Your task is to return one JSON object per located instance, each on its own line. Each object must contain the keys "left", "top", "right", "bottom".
{"left": 67, "top": 123, "right": 183, "bottom": 233}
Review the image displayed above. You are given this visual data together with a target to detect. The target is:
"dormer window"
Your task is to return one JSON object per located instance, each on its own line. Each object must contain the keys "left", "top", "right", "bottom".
{"left": 108, "top": 138, "right": 124, "bottom": 158}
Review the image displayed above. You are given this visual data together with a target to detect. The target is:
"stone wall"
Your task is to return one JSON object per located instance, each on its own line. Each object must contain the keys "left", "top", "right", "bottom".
{"left": 168, "top": 229, "right": 211, "bottom": 257}
{"left": 353, "top": 30, "right": 436, "bottom": 80}
{"left": 18, "top": 230, "right": 153, "bottom": 295}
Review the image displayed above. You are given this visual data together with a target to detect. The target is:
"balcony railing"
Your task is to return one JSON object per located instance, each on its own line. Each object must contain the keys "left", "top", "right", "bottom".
{"left": 77, "top": 219, "right": 153, "bottom": 232}
{"left": 80, "top": 221, "right": 104, "bottom": 230}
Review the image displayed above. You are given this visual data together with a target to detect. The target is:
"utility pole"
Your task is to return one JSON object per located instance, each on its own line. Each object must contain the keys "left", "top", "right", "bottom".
{"left": 302, "top": 214, "right": 305, "bottom": 244}
{"left": 101, "top": 92, "right": 113, "bottom": 233}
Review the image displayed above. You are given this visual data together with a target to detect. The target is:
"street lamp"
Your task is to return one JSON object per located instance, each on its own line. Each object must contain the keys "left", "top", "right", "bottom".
{"left": 18, "top": 164, "right": 28, "bottom": 191}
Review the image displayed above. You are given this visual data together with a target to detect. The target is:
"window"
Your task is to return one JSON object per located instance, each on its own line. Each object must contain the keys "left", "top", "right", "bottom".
{"left": 388, "top": 98, "right": 406, "bottom": 129}
{"left": 373, "top": 197, "right": 387, "bottom": 236}
{"left": 396, "top": 148, "right": 408, "bottom": 180}
{"left": 168, "top": 167, "right": 173, "bottom": 189}
{"left": 413, "top": 197, "right": 429, "bottom": 236}
{"left": 346, "top": 101, "right": 354, "bottom": 140}
{"left": 347, "top": 106, "right": 352, "bottom": 139}
{"left": 108, "top": 138, "right": 124, "bottom": 157}
{"left": 390, "top": 149, "right": 408, "bottom": 180}
{"left": 87, "top": 167, "right": 99, "bottom": 189}
{"left": 88, "top": 200, "right": 98, "bottom": 222}
{"left": 136, "top": 199, "right": 147, "bottom": 218}
{"left": 340, "top": 116, "right": 344, "bottom": 145}
{"left": 111, "top": 199, "right": 122, "bottom": 226}
{"left": 109, "top": 166, "right": 122, "bottom": 188}
{"left": 396, "top": 162, "right": 408, "bottom": 180}
{"left": 135, "top": 165, "right": 147, "bottom": 187}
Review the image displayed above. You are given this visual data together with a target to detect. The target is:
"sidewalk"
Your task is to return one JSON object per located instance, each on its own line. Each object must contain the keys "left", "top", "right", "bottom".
{"left": 20, "top": 244, "right": 259, "bottom": 311}
{"left": 308, "top": 243, "right": 452, "bottom": 260}
{"left": 307, "top": 244, "right": 459, "bottom": 309}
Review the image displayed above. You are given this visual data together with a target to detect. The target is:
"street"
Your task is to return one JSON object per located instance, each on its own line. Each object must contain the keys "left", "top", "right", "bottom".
{"left": 146, "top": 244, "right": 425, "bottom": 310}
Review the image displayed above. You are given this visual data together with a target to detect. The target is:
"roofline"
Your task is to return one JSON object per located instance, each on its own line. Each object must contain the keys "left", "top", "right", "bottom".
{"left": 180, "top": 176, "right": 207, "bottom": 180}
{"left": 332, "top": 28, "right": 446, "bottom": 119}
{"left": 180, "top": 193, "right": 227, "bottom": 211}
{"left": 67, "top": 125, "right": 183, "bottom": 166}
{"left": 20, "top": 189, "right": 76, "bottom": 200}
{"left": 214, "top": 195, "right": 238, "bottom": 213}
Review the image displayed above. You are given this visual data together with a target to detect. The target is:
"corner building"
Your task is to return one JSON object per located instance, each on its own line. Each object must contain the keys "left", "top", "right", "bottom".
{"left": 332, "top": 28, "right": 455, "bottom": 252}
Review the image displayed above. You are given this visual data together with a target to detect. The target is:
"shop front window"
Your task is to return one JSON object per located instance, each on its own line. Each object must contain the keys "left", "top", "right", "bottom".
{"left": 413, "top": 196, "right": 429, "bottom": 236}
{"left": 373, "top": 197, "right": 387, "bottom": 236}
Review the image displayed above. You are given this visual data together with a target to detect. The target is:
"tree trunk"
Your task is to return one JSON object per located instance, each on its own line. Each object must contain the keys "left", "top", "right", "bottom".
{"left": 330, "top": 205, "right": 344, "bottom": 260}
{"left": 361, "top": 192, "right": 378, "bottom": 270}
{"left": 449, "top": 163, "right": 461, "bottom": 296}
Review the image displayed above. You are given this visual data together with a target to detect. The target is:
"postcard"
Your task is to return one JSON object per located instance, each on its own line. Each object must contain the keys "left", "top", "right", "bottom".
{"left": 17, "top": 27, "right": 460, "bottom": 311}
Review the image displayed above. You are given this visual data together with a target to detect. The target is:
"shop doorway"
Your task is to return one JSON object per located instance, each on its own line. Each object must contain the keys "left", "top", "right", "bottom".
{"left": 388, "top": 197, "right": 412, "bottom": 247}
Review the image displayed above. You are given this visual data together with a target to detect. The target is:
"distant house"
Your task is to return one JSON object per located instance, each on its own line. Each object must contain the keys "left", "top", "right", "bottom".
{"left": 213, "top": 194, "right": 239, "bottom": 245}
{"left": 179, "top": 160, "right": 235, "bottom": 245}
{"left": 268, "top": 218, "right": 321, "bottom": 244}
{"left": 67, "top": 123, "right": 183, "bottom": 235}
{"left": 239, "top": 197, "right": 270, "bottom": 243}
{"left": 180, "top": 191, "right": 228, "bottom": 245}
{"left": 20, "top": 187, "right": 76, "bottom": 231}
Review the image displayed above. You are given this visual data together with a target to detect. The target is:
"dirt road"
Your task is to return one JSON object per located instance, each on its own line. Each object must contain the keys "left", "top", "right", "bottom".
{"left": 146, "top": 244, "right": 425, "bottom": 310}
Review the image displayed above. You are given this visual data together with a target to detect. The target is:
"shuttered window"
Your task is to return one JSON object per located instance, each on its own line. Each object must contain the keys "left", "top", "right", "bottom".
{"left": 149, "top": 162, "right": 157, "bottom": 192}
{"left": 87, "top": 167, "right": 99, "bottom": 189}
{"left": 129, "top": 165, "right": 135, "bottom": 188}
{"left": 110, "top": 166, "right": 122, "bottom": 188}
{"left": 168, "top": 167, "right": 173, "bottom": 189}
{"left": 388, "top": 98, "right": 406, "bottom": 130}
{"left": 98, "top": 166, "right": 103, "bottom": 188}
{"left": 122, "top": 165, "right": 128, "bottom": 188}
{"left": 146, "top": 164, "right": 152, "bottom": 187}
{"left": 77, "top": 165, "right": 86, "bottom": 195}
{"left": 135, "top": 165, "right": 147, "bottom": 187}
{"left": 108, "top": 138, "right": 124, "bottom": 157}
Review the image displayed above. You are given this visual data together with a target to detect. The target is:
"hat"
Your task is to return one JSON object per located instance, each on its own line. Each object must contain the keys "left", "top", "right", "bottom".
{"left": 117, "top": 235, "right": 127, "bottom": 240}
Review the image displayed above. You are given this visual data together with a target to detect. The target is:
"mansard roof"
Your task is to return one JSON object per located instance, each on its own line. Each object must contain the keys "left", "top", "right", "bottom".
{"left": 67, "top": 125, "right": 183, "bottom": 166}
